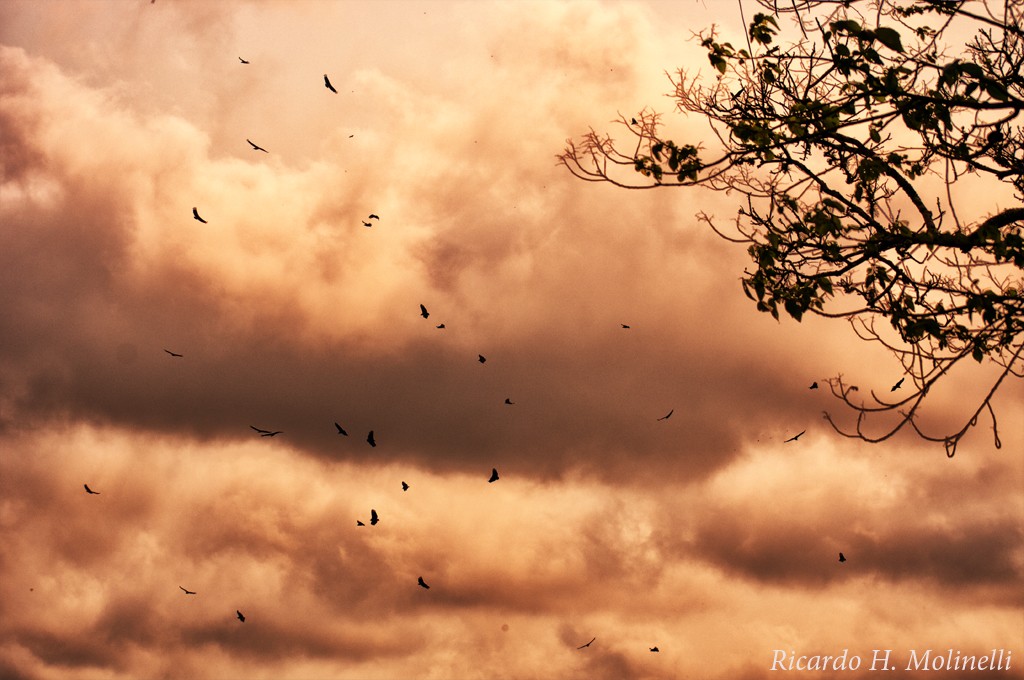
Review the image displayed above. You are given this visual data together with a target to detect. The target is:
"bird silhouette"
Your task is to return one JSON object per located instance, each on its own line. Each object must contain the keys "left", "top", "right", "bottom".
{"left": 784, "top": 430, "right": 806, "bottom": 443}
{"left": 504, "top": 398, "right": 514, "bottom": 405}
{"left": 179, "top": 586, "right": 196, "bottom": 595}
{"left": 367, "top": 430, "right": 376, "bottom": 447}
{"left": 890, "top": 377, "right": 905, "bottom": 391}
{"left": 420, "top": 304, "right": 429, "bottom": 319}
{"left": 577, "top": 637, "right": 596, "bottom": 649}
{"left": 488, "top": 468, "right": 499, "bottom": 483}
{"left": 621, "top": 324, "right": 631, "bottom": 329}
{"left": 246, "top": 138, "right": 268, "bottom": 153}
{"left": 362, "top": 221, "right": 373, "bottom": 227}
{"left": 631, "top": 117, "right": 638, "bottom": 125}
{"left": 417, "top": 576, "right": 430, "bottom": 589}
{"left": 164, "top": 349, "right": 183, "bottom": 357}
{"left": 657, "top": 409, "right": 674, "bottom": 421}
{"left": 478, "top": 355, "right": 487, "bottom": 364}
{"left": 324, "top": 74, "right": 337, "bottom": 93}
{"left": 250, "top": 426, "right": 282, "bottom": 437}
{"left": 809, "top": 381, "right": 818, "bottom": 389}
{"left": 370, "top": 509, "right": 379, "bottom": 525}
{"left": 839, "top": 552, "right": 847, "bottom": 563}
{"left": 436, "top": 324, "right": 446, "bottom": 329}
{"left": 402, "top": 481, "right": 409, "bottom": 491}
{"left": 84, "top": 484, "right": 100, "bottom": 495}
{"left": 356, "top": 520, "right": 365, "bottom": 526}
{"left": 368, "top": 214, "right": 380, "bottom": 220}
{"left": 236, "top": 610, "right": 245, "bottom": 622}
{"left": 650, "top": 647, "right": 660, "bottom": 652}
{"left": 238, "top": 57, "right": 249, "bottom": 64}
{"left": 335, "top": 422, "right": 348, "bottom": 436}
{"left": 192, "top": 207, "right": 207, "bottom": 223}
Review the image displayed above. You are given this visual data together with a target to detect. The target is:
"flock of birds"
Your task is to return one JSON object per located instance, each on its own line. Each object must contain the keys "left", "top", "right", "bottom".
{"left": 76, "top": 52, "right": 915, "bottom": 655}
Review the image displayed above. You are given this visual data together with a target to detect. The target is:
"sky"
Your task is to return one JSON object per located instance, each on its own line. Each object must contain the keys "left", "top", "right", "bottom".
{"left": 0, "top": 1, "right": 1021, "bottom": 679}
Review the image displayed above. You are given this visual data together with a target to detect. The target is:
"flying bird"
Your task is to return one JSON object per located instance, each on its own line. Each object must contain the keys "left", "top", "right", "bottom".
{"left": 631, "top": 117, "right": 638, "bottom": 125}
{"left": 890, "top": 377, "right": 905, "bottom": 391}
{"left": 335, "top": 422, "right": 348, "bottom": 436}
{"left": 621, "top": 324, "right": 631, "bottom": 329}
{"left": 478, "top": 354, "right": 487, "bottom": 364}
{"left": 179, "top": 586, "right": 196, "bottom": 595}
{"left": 357, "top": 520, "right": 365, "bottom": 526}
{"left": 362, "top": 221, "right": 373, "bottom": 227}
{"left": 420, "top": 304, "right": 429, "bottom": 319}
{"left": 784, "top": 430, "right": 806, "bottom": 443}
{"left": 504, "top": 398, "right": 514, "bottom": 405}
{"left": 164, "top": 349, "right": 183, "bottom": 357}
{"left": 402, "top": 481, "right": 409, "bottom": 491}
{"left": 246, "top": 138, "right": 268, "bottom": 153}
{"left": 657, "top": 409, "right": 674, "bottom": 421}
{"left": 236, "top": 610, "right": 245, "bottom": 622}
{"left": 367, "top": 430, "right": 376, "bottom": 447}
{"left": 809, "top": 381, "right": 818, "bottom": 389}
{"left": 324, "top": 74, "right": 338, "bottom": 93}
{"left": 488, "top": 468, "right": 499, "bottom": 483}
{"left": 368, "top": 214, "right": 380, "bottom": 220}
{"left": 238, "top": 57, "right": 249, "bottom": 64}
{"left": 417, "top": 576, "right": 430, "bottom": 589}
{"left": 650, "top": 647, "right": 660, "bottom": 652}
{"left": 84, "top": 484, "right": 100, "bottom": 495}
{"left": 370, "top": 509, "right": 379, "bottom": 525}
{"left": 577, "top": 637, "right": 596, "bottom": 650}
{"left": 192, "top": 207, "right": 207, "bottom": 223}
{"left": 436, "top": 324, "right": 446, "bottom": 329}
{"left": 839, "top": 552, "right": 847, "bottom": 563}
{"left": 250, "top": 426, "right": 282, "bottom": 437}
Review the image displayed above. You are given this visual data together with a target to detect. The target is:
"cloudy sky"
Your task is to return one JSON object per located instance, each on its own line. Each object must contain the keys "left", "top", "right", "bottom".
{"left": 0, "top": 1, "right": 1021, "bottom": 678}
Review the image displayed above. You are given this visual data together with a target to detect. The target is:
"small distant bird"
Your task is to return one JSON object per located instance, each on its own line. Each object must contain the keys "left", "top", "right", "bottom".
{"left": 621, "top": 324, "right": 631, "bottom": 329}
{"left": 650, "top": 647, "right": 660, "bottom": 652}
{"left": 370, "top": 509, "right": 379, "bottom": 526}
{"left": 362, "top": 220, "right": 372, "bottom": 227}
{"left": 577, "top": 637, "right": 596, "bottom": 650}
{"left": 891, "top": 377, "right": 905, "bottom": 391}
{"left": 238, "top": 57, "right": 249, "bottom": 64}
{"left": 849, "top": 385, "right": 859, "bottom": 392}
{"left": 179, "top": 586, "right": 196, "bottom": 595}
{"left": 367, "top": 430, "right": 376, "bottom": 447}
{"left": 420, "top": 304, "right": 429, "bottom": 319}
{"left": 402, "top": 481, "right": 409, "bottom": 491}
{"left": 784, "top": 430, "right": 806, "bottom": 443}
{"left": 417, "top": 576, "right": 430, "bottom": 589}
{"left": 809, "top": 381, "right": 818, "bottom": 389}
{"left": 324, "top": 74, "right": 337, "bottom": 93}
{"left": 368, "top": 214, "right": 380, "bottom": 220}
{"left": 839, "top": 552, "right": 847, "bottom": 563}
{"left": 505, "top": 398, "right": 514, "bottom": 405}
{"left": 246, "top": 138, "right": 268, "bottom": 153}
{"left": 250, "top": 426, "right": 282, "bottom": 437}
{"left": 478, "top": 355, "right": 487, "bottom": 364}
{"left": 192, "top": 207, "right": 207, "bottom": 223}
{"left": 335, "top": 422, "right": 348, "bottom": 436}
{"left": 488, "top": 468, "right": 499, "bottom": 483}
{"left": 631, "top": 117, "right": 638, "bottom": 125}
{"left": 236, "top": 610, "right": 245, "bottom": 622}
{"left": 436, "top": 324, "right": 446, "bottom": 329}
{"left": 84, "top": 484, "right": 100, "bottom": 495}
{"left": 657, "top": 409, "right": 674, "bottom": 421}
{"left": 356, "top": 520, "right": 365, "bottom": 526}
{"left": 164, "top": 349, "right": 183, "bottom": 357}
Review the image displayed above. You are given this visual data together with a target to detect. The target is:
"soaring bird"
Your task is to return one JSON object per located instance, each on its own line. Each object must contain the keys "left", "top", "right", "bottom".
{"left": 839, "top": 552, "right": 847, "bottom": 563}
{"left": 488, "top": 468, "right": 499, "bottom": 483}
{"left": 650, "top": 647, "right": 660, "bottom": 652}
{"left": 164, "top": 349, "right": 183, "bottom": 357}
{"left": 236, "top": 610, "right": 245, "bottom": 622}
{"left": 577, "top": 637, "right": 596, "bottom": 650}
{"left": 192, "top": 207, "right": 207, "bottom": 223}
{"left": 657, "top": 409, "right": 674, "bottom": 421}
{"left": 246, "top": 138, "right": 268, "bottom": 153}
{"left": 631, "top": 117, "right": 639, "bottom": 125}
{"left": 179, "top": 586, "right": 196, "bottom": 595}
{"left": 335, "top": 422, "right": 348, "bottom": 436}
{"left": 362, "top": 221, "right": 373, "bottom": 227}
{"left": 504, "top": 398, "right": 514, "bottom": 405}
{"left": 356, "top": 520, "right": 365, "bottom": 526}
{"left": 324, "top": 74, "right": 338, "bottom": 93}
{"left": 784, "top": 430, "right": 806, "bottom": 443}
{"left": 84, "top": 484, "right": 100, "bottom": 495}
{"left": 417, "top": 576, "right": 430, "bottom": 589}
{"left": 621, "top": 324, "right": 631, "bottom": 329}
{"left": 367, "top": 430, "right": 376, "bottom": 447}
{"left": 420, "top": 304, "right": 429, "bottom": 319}
{"left": 368, "top": 214, "right": 380, "bottom": 220}
{"left": 402, "top": 481, "right": 409, "bottom": 491}
{"left": 436, "top": 324, "right": 446, "bottom": 329}
{"left": 370, "top": 509, "right": 379, "bottom": 526}
{"left": 478, "top": 355, "right": 487, "bottom": 364}
{"left": 238, "top": 57, "right": 249, "bottom": 64}
{"left": 809, "top": 381, "right": 818, "bottom": 389}
{"left": 890, "top": 377, "right": 905, "bottom": 391}
{"left": 250, "top": 426, "right": 282, "bottom": 437}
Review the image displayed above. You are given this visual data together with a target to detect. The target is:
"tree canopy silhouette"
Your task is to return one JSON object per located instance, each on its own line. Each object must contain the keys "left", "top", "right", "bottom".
{"left": 560, "top": 0, "right": 1023, "bottom": 456}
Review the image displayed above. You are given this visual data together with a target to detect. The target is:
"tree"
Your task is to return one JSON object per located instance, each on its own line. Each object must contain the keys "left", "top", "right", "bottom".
{"left": 559, "top": 0, "right": 1023, "bottom": 457}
